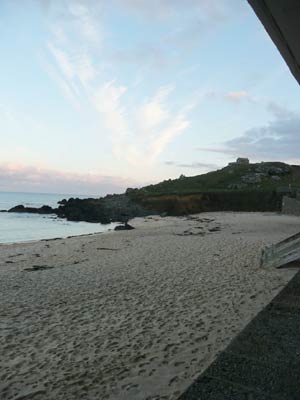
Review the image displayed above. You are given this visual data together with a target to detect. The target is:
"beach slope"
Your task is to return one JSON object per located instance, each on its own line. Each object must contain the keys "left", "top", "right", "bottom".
{"left": 1, "top": 212, "right": 299, "bottom": 400}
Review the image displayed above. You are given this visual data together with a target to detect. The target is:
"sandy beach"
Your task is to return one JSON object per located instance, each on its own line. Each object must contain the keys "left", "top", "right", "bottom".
{"left": 1, "top": 212, "right": 300, "bottom": 400}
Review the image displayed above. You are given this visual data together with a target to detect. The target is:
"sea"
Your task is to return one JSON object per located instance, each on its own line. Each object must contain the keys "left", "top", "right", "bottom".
{"left": 0, "top": 192, "right": 117, "bottom": 244}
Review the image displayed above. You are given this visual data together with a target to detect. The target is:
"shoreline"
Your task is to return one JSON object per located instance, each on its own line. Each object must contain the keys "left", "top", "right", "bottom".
{"left": 1, "top": 212, "right": 300, "bottom": 400}
{"left": 0, "top": 211, "right": 118, "bottom": 246}
{"left": 0, "top": 229, "right": 116, "bottom": 247}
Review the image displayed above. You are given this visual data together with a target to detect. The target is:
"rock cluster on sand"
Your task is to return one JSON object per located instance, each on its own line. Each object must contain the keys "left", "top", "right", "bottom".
{"left": 114, "top": 222, "right": 135, "bottom": 231}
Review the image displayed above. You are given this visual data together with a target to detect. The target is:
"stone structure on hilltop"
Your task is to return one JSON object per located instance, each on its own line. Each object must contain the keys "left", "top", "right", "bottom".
{"left": 236, "top": 157, "right": 250, "bottom": 165}
{"left": 228, "top": 157, "right": 250, "bottom": 166}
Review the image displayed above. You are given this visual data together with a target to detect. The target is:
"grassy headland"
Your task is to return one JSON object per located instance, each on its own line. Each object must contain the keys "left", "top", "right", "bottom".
{"left": 8, "top": 161, "right": 300, "bottom": 222}
{"left": 127, "top": 161, "right": 300, "bottom": 216}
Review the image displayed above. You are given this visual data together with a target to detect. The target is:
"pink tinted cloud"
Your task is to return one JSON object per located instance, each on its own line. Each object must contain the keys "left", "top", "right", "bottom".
{"left": 0, "top": 163, "right": 137, "bottom": 195}
{"left": 225, "top": 91, "right": 250, "bottom": 102}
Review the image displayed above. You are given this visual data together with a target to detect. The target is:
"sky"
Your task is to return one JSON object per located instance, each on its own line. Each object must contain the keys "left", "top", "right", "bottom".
{"left": 1, "top": 0, "right": 300, "bottom": 195}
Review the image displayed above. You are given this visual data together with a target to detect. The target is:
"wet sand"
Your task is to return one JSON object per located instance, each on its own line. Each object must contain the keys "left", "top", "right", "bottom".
{"left": 1, "top": 212, "right": 300, "bottom": 400}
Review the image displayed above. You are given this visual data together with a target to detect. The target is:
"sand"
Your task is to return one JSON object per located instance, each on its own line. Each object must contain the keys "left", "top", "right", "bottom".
{"left": 1, "top": 211, "right": 300, "bottom": 400}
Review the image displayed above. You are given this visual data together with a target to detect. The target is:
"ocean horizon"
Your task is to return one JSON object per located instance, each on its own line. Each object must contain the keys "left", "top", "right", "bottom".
{"left": 0, "top": 191, "right": 116, "bottom": 244}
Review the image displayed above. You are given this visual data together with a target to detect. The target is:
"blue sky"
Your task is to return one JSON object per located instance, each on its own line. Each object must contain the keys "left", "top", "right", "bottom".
{"left": 0, "top": 0, "right": 300, "bottom": 195}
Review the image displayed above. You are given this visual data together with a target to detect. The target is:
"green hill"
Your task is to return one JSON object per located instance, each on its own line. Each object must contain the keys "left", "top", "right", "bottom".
{"left": 135, "top": 161, "right": 300, "bottom": 197}
{"left": 9, "top": 160, "right": 300, "bottom": 222}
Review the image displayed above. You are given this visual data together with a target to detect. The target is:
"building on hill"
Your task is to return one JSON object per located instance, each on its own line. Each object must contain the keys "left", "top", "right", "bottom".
{"left": 236, "top": 157, "right": 250, "bottom": 165}
{"left": 228, "top": 157, "right": 250, "bottom": 166}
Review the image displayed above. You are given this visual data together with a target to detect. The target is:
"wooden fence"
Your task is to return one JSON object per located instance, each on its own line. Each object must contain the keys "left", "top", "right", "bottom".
{"left": 260, "top": 231, "right": 300, "bottom": 268}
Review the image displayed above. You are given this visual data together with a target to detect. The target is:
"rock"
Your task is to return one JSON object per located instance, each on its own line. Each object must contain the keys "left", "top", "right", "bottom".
{"left": 7, "top": 194, "right": 150, "bottom": 224}
{"left": 114, "top": 222, "right": 135, "bottom": 231}
{"left": 160, "top": 212, "right": 168, "bottom": 217}
{"left": 125, "top": 187, "right": 138, "bottom": 195}
{"left": 241, "top": 173, "right": 266, "bottom": 184}
{"left": 227, "top": 183, "right": 248, "bottom": 190}
{"left": 8, "top": 205, "right": 54, "bottom": 214}
{"left": 58, "top": 199, "right": 67, "bottom": 205}
{"left": 255, "top": 162, "right": 291, "bottom": 175}
{"left": 9, "top": 205, "right": 25, "bottom": 212}
{"left": 56, "top": 197, "right": 111, "bottom": 223}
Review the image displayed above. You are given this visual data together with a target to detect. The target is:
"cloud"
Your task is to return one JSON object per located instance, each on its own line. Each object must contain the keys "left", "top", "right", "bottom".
{"left": 177, "top": 161, "right": 219, "bottom": 170}
{"left": 137, "top": 85, "right": 172, "bottom": 131}
{"left": 226, "top": 115, "right": 300, "bottom": 160}
{"left": 92, "top": 80, "right": 128, "bottom": 158}
{"left": 48, "top": 44, "right": 74, "bottom": 79}
{"left": 48, "top": 43, "right": 96, "bottom": 88}
{"left": 67, "top": 2, "right": 101, "bottom": 44}
{"left": 149, "top": 111, "right": 190, "bottom": 161}
{"left": 39, "top": 0, "right": 239, "bottom": 75}
{"left": 43, "top": 0, "right": 101, "bottom": 110}
{"left": 110, "top": 45, "right": 169, "bottom": 70}
{"left": 38, "top": 0, "right": 103, "bottom": 43}
{"left": 42, "top": 1, "right": 194, "bottom": 168}
{"left": 225, "top": 91, "right": 252, "bottom": 103}
{"left": 92, "top": 82, "right": 192, "bottom": 165}
{"left": 198, "top": 103, "right": 300, "bottom": 161}
{"left": 107, "top": 0, "right": 242, "bottom": 70}
{"left": 165, "top": 161, "right": 218, "bottom": 170}
{"left": 266, "top": 101, "right": 295, "bottom": 119}
{"left": 197, "top": 146, "right": 238, "bottom": 156}
{"left": 114, "top": 0, "right": 230, "bottom": 20}
{"left": 41, "top": 57, "right": 81, "bottom": 110}
{"left": 0, "top": 163, "right": 135, "bottom": 196}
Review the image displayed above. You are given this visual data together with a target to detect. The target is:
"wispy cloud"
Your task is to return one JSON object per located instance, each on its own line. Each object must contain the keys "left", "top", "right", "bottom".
{"left": 92, "top": 80, "right": 128, "bottom": 159}
{"left": 165, "top": 160, "right": 218, "bottom": 170}
{"left": 67, "top": 2, "right": 102, "bottom": 44}
{"left": 177, "top": 161, "right": 219, "bottom": 170}
{"left": 92, "top": 81, "right": 192, "bottom": 165}
{"left": 47, "top": 42, "right": 96, "bottom": 94}
{"left": 197, "top": 146, "right": 239, "bottom": 156}
{"left": 136, "top": 85, "right": 172, "bottom": 131}
{"left": 43, "top": 0, "right": 101, "bottom": 112}
{"left": 48, "top": 44, "right": 74, "bottom": 79}
{"left": 107, "top": 0, "right": 243, "bottom": 70}
{"left": 149, "top": 110, "right": 190, "bottom": 161}
{"left": 43, "top": 1, "right": 193, "bottom": 169}
{"left": 113, "top": 0, "right": 231, "bottom": 20}
{"left": 110, "top": 45, "right": 169, "bottom": 70}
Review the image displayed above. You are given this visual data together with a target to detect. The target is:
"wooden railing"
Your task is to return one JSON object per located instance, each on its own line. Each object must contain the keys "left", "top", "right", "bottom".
{"left": 260, "top": 231, "right": 300, "bottom": 268}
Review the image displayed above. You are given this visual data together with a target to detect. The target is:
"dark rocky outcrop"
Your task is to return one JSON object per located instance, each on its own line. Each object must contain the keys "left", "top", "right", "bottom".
{"left": 55, "top": 194, "right": 150, "bottom": 223}
{"left": 8, "top": 205, "right": 54, "bottom": 214}
{"left": 114, "top": 222, "right": 135, "bottom": 231}
{"left": 8, "top": 194, "right": 151, "bottom": 224}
